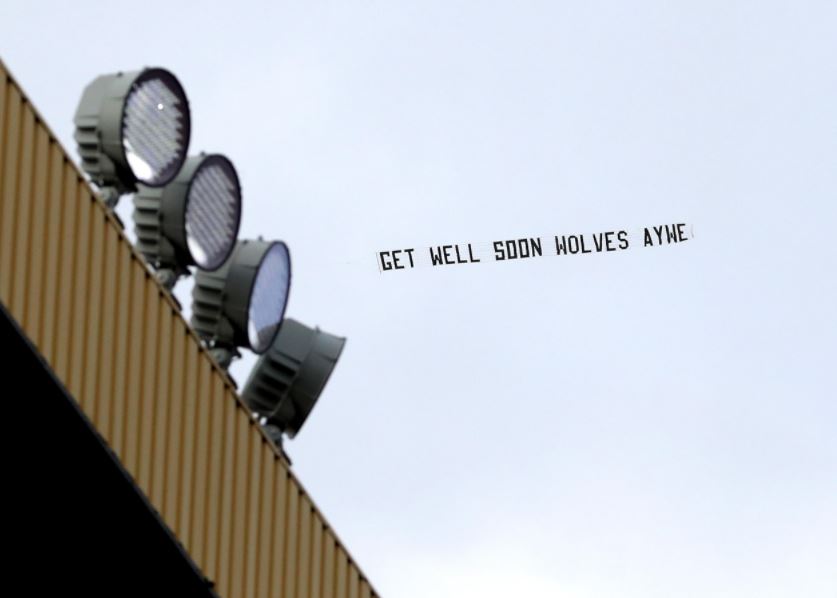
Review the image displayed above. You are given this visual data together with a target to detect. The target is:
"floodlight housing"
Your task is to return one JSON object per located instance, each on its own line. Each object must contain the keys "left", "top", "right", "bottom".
{"left": 242, "top": 319, "right": 346, "bottom": 440}
{"left": 74, "top": 67, "right": 191, "bottom": 201}
{"left": 134, "top": 153, "right": 242, "bottom": 287}
{"left": 192, "top": 239, "right": 291, "bottom": 367}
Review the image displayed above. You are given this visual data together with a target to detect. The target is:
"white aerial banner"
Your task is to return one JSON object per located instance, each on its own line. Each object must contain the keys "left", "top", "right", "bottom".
{"left": 377, "top": 222, "right": 694, "bottom": 273}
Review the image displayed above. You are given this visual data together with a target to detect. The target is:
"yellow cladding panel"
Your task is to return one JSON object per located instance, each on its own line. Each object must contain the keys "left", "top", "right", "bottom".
{"left": 297, "top": 494, "right": 313, "bottom": 598}
{"left": 309, "top": 511, "right": 324, "bottom": 598}
{"left": 335, "top": 546, "right": 349, "bottom": 598}
{"left": 0, "top": 58, "right": 378, "bottom": 597}
{"left": 204, "top": 375, "right": 228, "bottom": 581}
{"left": 244, "top": 431, "right": 264, "bottom": 598}
{"left": 322, "top": 530, "right": 337, "bottom": 597}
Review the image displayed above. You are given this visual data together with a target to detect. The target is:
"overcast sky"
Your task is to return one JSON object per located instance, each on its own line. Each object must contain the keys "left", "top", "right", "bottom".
{"left": 2, "top": 1, "right": 836, "bottom": 596}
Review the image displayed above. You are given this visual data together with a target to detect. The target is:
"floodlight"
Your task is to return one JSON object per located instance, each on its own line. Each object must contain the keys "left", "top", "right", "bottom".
{"left": 74, "top": 67, "right": 191, "bottom": 203}
{"left": 242, "top": 319, "right": 346, "bottom": 442}
{"left": 192, "top": 239, "right": 291, "bottom": 367}
{"left": 133, "top": 153, "right": 242, "bottom": 288}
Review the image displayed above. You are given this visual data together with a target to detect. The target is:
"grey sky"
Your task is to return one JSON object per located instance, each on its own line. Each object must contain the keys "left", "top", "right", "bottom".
{"left": 2, "top": 1, "right": 835, "bottom": 596}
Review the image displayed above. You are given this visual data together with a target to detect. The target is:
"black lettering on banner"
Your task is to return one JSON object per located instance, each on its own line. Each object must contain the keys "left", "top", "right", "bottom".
{"left": 379, "top": 251, "right": 393, "bottom": 271}
{"left": 505, "top": 240, "right": 518, "bottom": 259}
{"left": 604, "top": 231, "right": 616, "bottom": 251}
{"left": 468, "top": 244, "right": 481, "bottom": 263}
{"left": 568, "top": 236, "right": 580, "bottom": 254}
{"left": 531, "top": 237, "right": 542, "bottom": 257}
{"left": 618, "top": 230, "right": 629, "bottom": 249}
{"left": 654, "top": 226, "right": 664, "bottom": 245}
{"left": 382, "top": 222, "right": 688, "bottom": 273}
{"left": 442, "top": 245, "right": 454, "bottom": 264}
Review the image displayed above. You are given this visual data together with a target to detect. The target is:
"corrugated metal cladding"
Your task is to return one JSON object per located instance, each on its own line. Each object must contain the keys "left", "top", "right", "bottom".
{"left": 0, "top": 58, "right": 377, "bottom": 598}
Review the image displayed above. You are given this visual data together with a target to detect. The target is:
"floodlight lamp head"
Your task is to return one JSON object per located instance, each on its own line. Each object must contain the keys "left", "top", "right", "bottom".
{"left": 133, "top": 153, "right": 242, "bottom": 288}
{"left": 74, "top": 67, "right": 191, "bottom": 203}
{"left": 242, "top": 319, "right": 346, "bottom": 440}
{"left": 191, "top": 239, "right": 291, "bottom": 367}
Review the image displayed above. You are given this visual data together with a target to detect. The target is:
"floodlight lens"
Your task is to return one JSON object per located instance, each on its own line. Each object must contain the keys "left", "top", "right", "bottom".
{"left": 185, "top": 157, "right": 241, "bottom": 270}
{"left": 248, "top": 243, "right": 291, "bottom": 352}
{"left": 122, "top": 71, "right": 189, "bottom": 186}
